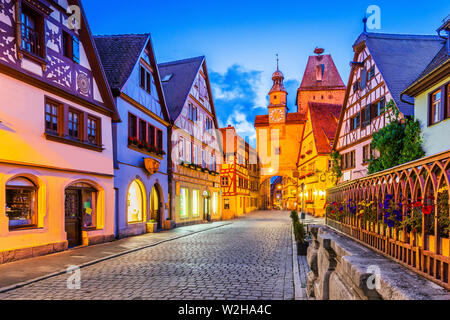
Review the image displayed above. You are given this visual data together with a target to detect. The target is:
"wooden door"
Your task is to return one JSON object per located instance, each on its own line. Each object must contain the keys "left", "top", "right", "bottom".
{"left": 65, "top": 189, "right": 82, "bottom": 247}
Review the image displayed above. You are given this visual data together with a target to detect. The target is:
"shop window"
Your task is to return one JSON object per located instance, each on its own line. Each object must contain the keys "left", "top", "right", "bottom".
{"left": 127, "top": 180, "right": 144, "bottom": 223}
{"left": 180, "top": 188, "right": 188, "bottom": 217}
{"left": 213, "top": 192, "right": 218, "bottom": 214}
{"left": 192, "top": 190, "right": 199, "bottom": 216}
{"left": 6, "top": 177, "right": 37, "bottom": 230}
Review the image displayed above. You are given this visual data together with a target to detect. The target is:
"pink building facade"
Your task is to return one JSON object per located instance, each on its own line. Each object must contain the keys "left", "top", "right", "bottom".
{"left": 0, "top": 0, "right": 118, "bottom": 262}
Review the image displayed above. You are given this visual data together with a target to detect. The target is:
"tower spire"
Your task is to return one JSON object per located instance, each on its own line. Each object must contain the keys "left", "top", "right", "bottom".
{"left": 276, "top": 54, "right": 279, "bottom": 71}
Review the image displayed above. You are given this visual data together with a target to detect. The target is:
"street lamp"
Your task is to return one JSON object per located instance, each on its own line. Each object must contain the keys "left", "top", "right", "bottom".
{"left": 300, "top": 183, "right": 305, "bottom": 220}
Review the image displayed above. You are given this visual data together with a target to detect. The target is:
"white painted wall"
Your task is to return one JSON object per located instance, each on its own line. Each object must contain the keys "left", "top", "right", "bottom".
{"left": 414, "top": 78, "right": 450, "bottom": 157}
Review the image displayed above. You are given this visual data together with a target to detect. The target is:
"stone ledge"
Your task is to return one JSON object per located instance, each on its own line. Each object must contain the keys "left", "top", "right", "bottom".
{"left": 307, "top": 225, "right": 450, "bottom": 300}
{"left": 0, "top": 241, "right": 68, "bottom": 265}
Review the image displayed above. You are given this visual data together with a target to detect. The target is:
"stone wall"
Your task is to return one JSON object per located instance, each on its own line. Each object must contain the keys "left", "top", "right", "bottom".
{"left": 306, "top": 226, "right": 450, "bottom": 300}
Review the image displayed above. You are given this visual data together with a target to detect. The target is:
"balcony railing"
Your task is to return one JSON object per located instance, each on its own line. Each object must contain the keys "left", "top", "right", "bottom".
{"left": 325, "top": 150, "right": 450, "bottom": 290}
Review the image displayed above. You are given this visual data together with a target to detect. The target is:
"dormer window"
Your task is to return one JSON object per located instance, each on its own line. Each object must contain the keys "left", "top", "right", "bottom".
{"left": 139, "top": 65, "right": 155, "bottom": 95}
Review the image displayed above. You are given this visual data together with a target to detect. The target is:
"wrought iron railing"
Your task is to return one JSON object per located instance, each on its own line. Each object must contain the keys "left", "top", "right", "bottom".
{"left": 326, "top": 150, "right": 450, "bottom": 290}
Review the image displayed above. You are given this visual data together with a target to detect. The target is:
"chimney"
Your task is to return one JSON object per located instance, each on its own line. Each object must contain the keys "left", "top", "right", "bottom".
{"left": 437, "top": 15, "right": 450, "bottom": 55}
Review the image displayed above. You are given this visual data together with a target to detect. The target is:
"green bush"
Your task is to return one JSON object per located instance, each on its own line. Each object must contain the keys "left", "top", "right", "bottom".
{"left": 293, "top": 221, "right": 306, "bottom": 244}
{"left": 290, "top": 211, "right": 299, "bottom": 224}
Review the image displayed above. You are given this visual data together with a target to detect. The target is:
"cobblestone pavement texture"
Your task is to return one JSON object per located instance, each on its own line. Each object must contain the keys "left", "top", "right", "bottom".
{"left": 0, "top": 211, "right": 295, "bottom": 300}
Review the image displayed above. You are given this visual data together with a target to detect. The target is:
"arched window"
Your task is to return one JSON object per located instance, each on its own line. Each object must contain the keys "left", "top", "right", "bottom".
{"left": 6, "top": 177, "right": 37, "bottom": 230}
{"left": 127, "top": 180, "right": 144, "bottom": 223}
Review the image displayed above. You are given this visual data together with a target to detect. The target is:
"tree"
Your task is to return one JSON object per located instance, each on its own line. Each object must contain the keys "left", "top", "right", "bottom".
{"left": 368, "top": 100, "right": 425, "bottom": 174}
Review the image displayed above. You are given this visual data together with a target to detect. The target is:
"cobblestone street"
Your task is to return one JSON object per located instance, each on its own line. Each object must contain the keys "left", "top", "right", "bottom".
{"left": 0, "top": 211, "right": 295, "bottom": 300}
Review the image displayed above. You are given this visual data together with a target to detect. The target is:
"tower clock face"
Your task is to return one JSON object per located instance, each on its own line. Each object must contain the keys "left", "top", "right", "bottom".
{"left": 269, "top": 108, "right": 285, "bottom": 123}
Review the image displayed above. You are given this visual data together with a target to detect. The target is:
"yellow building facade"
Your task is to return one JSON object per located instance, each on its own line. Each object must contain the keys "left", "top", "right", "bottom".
{"left": 219, "top": 126, "right": 261, "bottom": 220}
{"left": 297, "top": 103, "right": 342, "bottom": 216}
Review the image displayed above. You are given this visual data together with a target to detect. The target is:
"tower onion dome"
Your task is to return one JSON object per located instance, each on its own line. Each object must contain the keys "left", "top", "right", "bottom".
{"left": 272, "top": 69, "right": 284, "bottom": 81}
{"left": 270, "top": 68, "right": 287, "bottom": 94}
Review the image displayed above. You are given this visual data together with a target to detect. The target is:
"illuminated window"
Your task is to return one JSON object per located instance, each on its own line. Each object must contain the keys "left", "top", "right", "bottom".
{"left": 127, "top": 180, "right": 144, "bottom": 223}
{"left": 180, "top": 188, "right": 188, "bottom": 217}
{"left": 213, "top": 192, "right": 218, "bottom": 214}
{"left": 192, "top": 190, "right": 199, "bottom": 216}
{"left": 6, "top": 177, "right": 37, "bottom": 230}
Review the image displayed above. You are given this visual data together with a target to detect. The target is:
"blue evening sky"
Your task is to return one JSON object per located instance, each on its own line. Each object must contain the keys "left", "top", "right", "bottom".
{"left": 83, "top": 0, "right": 449, "bottom": 147}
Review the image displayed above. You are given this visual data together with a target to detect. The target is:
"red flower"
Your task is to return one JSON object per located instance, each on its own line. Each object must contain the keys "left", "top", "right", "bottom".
{"left": 422, "top": 206, "right": 433, "bottom": 215}
{"left": 413, "top": 201, "right": 423, "bottom": 208}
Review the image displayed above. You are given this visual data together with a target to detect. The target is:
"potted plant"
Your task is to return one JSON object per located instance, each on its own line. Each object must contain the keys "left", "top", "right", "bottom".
{"left": 146, "top": 219, "right": 158, "bottom": 233}
{"left": 164, "top": 219, "right": 176, "bottom": 230}
{"left": 294, "top": 221, "right": 309, "bottom": 256}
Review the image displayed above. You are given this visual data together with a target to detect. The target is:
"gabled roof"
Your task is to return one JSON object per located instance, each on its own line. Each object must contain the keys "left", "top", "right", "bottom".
{"left": 402, "top": 44, "right": 450, "bottom": 96}
{"left": 353, "top": 32, "right": 444, "bottom": 116}
{"left": 94, "top": 34, "right": 170, "bottom": 122}
{"left": 308, "top": 103, "right": 342, "bottom": 154}
{"left": 298, "top": 54, "right": 346, "bottom": 91}
{"left": 94, "top": 34, "right": 149, "bottom": 92}
{"left": 158, "top": 56, "right": 206, "bottom": 121}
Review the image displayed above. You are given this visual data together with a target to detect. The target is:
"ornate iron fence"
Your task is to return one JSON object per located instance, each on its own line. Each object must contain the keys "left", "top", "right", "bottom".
{"left": 326, "top": 150, "right": 450, "bottom": 290}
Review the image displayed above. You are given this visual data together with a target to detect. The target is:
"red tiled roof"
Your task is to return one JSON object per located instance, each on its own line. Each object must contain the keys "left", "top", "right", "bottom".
{"left": 308, "top": 102, "right": 342, "bottom": 154}
{"left": 254, "top": 115, "right": 269, "bottom": 127}
{"left": 298, "top": 54, "right": 346, "bottom": 91}
{"left": 254, "top": 112, "right": 306, "bottom": 127}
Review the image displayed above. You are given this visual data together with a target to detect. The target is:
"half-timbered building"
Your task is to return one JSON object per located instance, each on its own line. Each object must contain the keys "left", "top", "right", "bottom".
{"left": 219, "top": 126, "right": 260, "bottom": 220}
{"left": 334, "top": 32, "right": 443, "bottom": 182}
{"left": 158, "top": 56, "right": 222, "bottom": 226}
{"left": 0, "top": 0, "right": 118, "bottom": 261}
{"left": 95, "top": 34, "right": 171, "bottom": 238}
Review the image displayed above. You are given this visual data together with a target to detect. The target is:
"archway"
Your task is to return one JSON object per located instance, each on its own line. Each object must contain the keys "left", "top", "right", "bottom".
{"left": 150, "top": 184, "right": 163, "bottom": 230}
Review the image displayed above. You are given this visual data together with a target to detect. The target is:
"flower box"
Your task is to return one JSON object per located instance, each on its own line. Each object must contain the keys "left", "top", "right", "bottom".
{"left": 146, "top": 222, "right": 158, "bottom": 233}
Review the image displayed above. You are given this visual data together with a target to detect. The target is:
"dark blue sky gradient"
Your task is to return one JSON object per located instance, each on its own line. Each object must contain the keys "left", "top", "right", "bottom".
{"left": 83, "top": 0, "right": 450, "bottom": 146}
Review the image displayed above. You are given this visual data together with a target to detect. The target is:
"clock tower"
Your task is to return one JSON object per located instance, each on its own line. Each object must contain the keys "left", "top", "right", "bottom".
{"left": 268, "top": 59, "right": 288, "bottom": 124}
{"left": 255, "top": 57, "right": 306, "bottom": 182}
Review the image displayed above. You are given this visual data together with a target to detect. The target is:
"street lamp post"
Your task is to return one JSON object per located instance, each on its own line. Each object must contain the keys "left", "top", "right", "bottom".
{"left": 301, "top": 183, "right": 305, "bottom": 220}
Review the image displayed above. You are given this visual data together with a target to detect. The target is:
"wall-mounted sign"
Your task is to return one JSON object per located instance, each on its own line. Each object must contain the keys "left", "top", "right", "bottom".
{"left": 144, "top": 158, "right": 160, "bottom": 176}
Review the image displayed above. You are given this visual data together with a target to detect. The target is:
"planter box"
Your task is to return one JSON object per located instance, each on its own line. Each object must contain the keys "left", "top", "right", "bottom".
{"left": 146, "top": 222, "right": 158, "bottom": 233}
{"left": 164, "top": 220, "right": 176, "bottom": 230}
